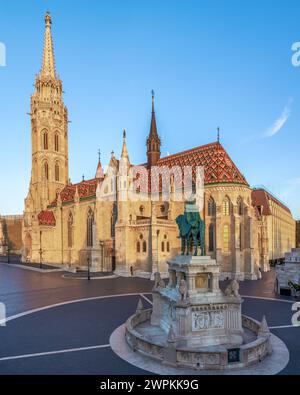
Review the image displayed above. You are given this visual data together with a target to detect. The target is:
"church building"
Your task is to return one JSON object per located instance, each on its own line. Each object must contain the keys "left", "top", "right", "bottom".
{"left": 22, "top": 13, "right": 296, "bottom": 280}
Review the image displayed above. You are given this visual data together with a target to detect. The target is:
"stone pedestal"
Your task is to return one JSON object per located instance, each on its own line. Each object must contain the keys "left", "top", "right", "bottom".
{"left": 151, "top": 255, "right": 243, "bottom": 347}
{"left": 125, "top": 253, "right": 273, "bottom": 371}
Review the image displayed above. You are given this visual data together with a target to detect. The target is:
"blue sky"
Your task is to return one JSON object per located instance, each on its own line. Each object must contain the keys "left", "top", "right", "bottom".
{"left": 0, "top": 0, "right": 299, "bottom": 218}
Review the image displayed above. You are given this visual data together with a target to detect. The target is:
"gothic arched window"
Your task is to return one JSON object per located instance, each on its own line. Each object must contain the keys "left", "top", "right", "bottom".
{"left": 55, "top": 163, "right": 60, "bottom": 182}
{"left": 208, "top": 197, "right": 216, "bottom": 216}
{"left": 137, "top": 241, "right": 141, "bottom": 253}
{"left": 110, "top": 203, "right": 117, "bottom": 238}
{"left": 161, "top": 241, "right": 165, "bottom": 252}
{"left": 142, "top": 241, "right": 147, "bottom": 253}
{"left": 167, "top": 241, "right": 170, "bottom": 252}
{"left": 68, "top": 212, "right": 73, "bottom": 248}
{"left": 222, "top": 196, "right": 230, "bottom": 216}
{"left": 209, "top": 223, "right": 214, "bottom": 252}
{"left": 237, "top": 197, "right": 243, "bottom": 216}
{"left": 54, "top": 133, "right": 59, "bottom": 152}
{"left": 43, "top": 131, "right": 48, "bottom": 150}
{"left": 44, "top": 162, "right": 49, "bottom": 180}
{"left": 223, "top": 224, "right": 230, "bottom": 253}
{"left": 239, "top": 223, "right": 243, "bottom": 251}
{"left": 87, "top": 208, "right": 94, "bottom": 247}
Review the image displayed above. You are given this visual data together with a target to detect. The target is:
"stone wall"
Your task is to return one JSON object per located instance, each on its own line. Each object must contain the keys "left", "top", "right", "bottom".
{"left": 0, "top": 215, "right": 23, "bottom": 254}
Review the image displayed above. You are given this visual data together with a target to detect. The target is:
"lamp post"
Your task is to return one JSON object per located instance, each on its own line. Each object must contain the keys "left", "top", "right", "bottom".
{"left": 7, "top": 245, "right": 10, "bottom": 263}
{"left": 87, "top": 256, "right": 91, "bottom": 281}
{"left": 100, "top": 241, "right": 104, "bottom": 273}
{"left": 157, "top": 230, "right": 160, "bottom": 273}
{"left": 39, "top": 248, "right": 43, "bottom": 269}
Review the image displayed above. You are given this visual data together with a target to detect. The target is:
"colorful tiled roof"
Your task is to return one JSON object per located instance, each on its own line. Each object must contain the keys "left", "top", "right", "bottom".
{"left": 252, "top": 189, "right": 291, "bottom": 215}
{"left": 157, "top": 142, "right": 248, "bottom": 186}
{"left": 38, "top": 210, "right": 56, "bottom": 226}
{"left": 49, "top": 178, "right": 100, "bottom": 207}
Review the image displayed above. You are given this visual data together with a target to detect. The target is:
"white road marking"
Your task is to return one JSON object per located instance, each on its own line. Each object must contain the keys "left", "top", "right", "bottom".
{"left": 4, "top": 293, "right": 152, "bottom": 323}
{"left": 269, "top": 324, "right": 300, "bottom": 329}
{"left": 241, "top": 295, "right": 295, "bottom": 304}
{"left": 0, "top": 344, "right": 110, "bottom": 362}
{"left": 140, "top": 293, "right": 153, "bottom": 306}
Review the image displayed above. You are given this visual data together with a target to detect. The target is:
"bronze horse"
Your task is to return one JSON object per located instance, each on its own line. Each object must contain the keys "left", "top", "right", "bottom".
{"left": 176, "top": 210, "right": 205, "bottom": 256}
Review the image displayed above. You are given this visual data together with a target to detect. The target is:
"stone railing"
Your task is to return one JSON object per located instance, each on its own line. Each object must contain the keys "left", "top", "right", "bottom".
{"left": 125, "top": 310, "right": 272, "bottom": 371}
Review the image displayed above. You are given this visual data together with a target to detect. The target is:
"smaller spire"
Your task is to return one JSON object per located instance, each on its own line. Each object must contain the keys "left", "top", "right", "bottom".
{"left": 95, "top": 149, "right": 104, "bottom": 179}
{"left": 217, "top": 127, "right": 220, "bottom": 143}
{"left": 82, "top": 174, "right": 85, "bottom": 181}
{"left": 121, "top": 129, "right": 129, "bottom": 160}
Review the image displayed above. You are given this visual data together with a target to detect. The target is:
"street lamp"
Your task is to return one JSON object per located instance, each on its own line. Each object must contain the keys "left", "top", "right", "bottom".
{"left": 87, "top": 256, "right": 91, "bottom": 281}
{"left": 157, "top": 230, "right": 160, "bottom": 273}
{"left": 39, "top": 248, "right": 43, "bottom": 269}
{"left": 7, "top": 245, "right": 10, "bottom": 264}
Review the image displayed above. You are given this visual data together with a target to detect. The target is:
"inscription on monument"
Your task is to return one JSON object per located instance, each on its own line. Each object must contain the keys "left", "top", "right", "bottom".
{"left": 192, "top": 311, "right": 224, "bottom": 331}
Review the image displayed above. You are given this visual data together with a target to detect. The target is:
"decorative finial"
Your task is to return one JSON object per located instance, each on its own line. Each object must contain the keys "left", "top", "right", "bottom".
{"left": 45, "top": 11, "right": 52, "bottom": 27}
{"left": 217, "top": 127, "right": 220, "bottom": 142}
{"left": 98, "top": 149, "right": 101, "bottom": 163}
{"left": 82, "top": 174, "right": 85, "bottom": 181}
{"left": 123, "top": 129, "right": 126, "bottom": 139}
{"left": 111, "top": 150, "right": 115, "bottom": 157}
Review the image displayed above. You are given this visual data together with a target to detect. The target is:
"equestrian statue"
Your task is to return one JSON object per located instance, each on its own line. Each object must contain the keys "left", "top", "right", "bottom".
{"left": 175, "top": 200, "right": 205, "bottom": 256}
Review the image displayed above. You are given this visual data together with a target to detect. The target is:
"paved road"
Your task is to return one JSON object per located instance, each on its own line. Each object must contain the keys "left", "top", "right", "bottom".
{"left": 0, "top": 263, "right": 299, "bottom": 375}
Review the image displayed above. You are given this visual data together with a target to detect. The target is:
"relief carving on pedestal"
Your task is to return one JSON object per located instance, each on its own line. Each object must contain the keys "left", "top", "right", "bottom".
{"left": 192, "top": 310, "right": 224, "bottom": 331}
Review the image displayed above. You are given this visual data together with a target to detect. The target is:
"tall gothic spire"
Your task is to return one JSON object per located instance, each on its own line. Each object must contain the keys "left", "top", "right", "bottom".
{"left": 147, "top": 90, "right": 161, "bottom": 168}
{"left": 149, "top": 90, "right": 159, "bottom": 139}
{"left": 40, "top": 12, "right": 56, "bottom": 79}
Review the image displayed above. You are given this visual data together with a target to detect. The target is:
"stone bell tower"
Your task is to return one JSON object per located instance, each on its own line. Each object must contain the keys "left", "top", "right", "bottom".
{"left": 27, "top": 12, "right": 69, "bottom": 212}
